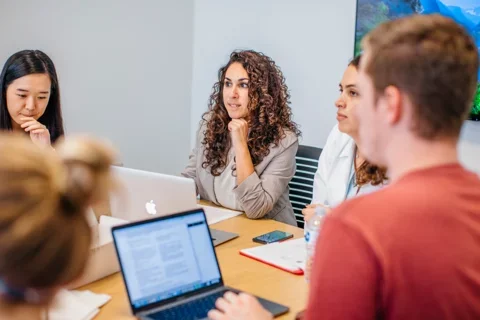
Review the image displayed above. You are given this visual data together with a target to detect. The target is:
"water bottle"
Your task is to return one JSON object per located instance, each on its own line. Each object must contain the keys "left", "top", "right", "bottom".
{"left": 304, "top": 206, "right": 327, "bottom": 282}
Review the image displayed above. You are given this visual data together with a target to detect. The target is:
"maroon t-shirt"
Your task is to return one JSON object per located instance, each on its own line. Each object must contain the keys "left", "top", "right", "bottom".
{"left": 305, "top": 164, "right": 480, "bottom": 320}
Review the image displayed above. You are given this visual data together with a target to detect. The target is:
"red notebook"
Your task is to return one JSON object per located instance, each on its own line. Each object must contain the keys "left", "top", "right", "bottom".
{"left": 239, "top": 238, "right": 305, "bottom": 275}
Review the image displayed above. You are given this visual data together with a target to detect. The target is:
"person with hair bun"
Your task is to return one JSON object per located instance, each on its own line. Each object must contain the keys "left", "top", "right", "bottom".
{"left": 302, "top": 55, "right": 388, "bottom": 222}
{"left": 183, "top": 50, "right": 301, "bottom": 225}
{"left": 0, "top": 133, "right": 115, "bottom": 319}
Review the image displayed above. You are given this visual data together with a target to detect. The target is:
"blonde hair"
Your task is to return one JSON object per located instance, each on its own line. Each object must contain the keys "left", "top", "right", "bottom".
{"left": 0, "top": 133, "right": 115, "bottom": 305}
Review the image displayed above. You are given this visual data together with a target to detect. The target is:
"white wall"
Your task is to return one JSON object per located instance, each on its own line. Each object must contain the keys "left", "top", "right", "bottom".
{"left": 460, "top": 121, "right": 480, "bottom": 174}
{"left": 191, "top": 0, "right": 479, "bottom": 174}
{"left": 191, "top": 0, "right": 357, "bottom": 148}
{"left": 1, "top": 0, "right": 477, "bottom": 175}
{"left": 0, "top": 0, "right": 194, "bottom": 175}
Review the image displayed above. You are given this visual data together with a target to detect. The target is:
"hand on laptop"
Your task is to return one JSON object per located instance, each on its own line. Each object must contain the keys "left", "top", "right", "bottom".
{"left": 208, "top": 291, "right": 273, "bottom": 320}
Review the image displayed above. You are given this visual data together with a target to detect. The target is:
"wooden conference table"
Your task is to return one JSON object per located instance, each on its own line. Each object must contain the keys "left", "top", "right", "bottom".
{"left": 82, "top": 204, "right": 308, "bottom": 319}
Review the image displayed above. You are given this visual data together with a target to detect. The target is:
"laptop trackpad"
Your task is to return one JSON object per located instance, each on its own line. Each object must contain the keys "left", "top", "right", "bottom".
{"left": 226, "top": 288, "right": 289, "bottom": 317}
{"left": 210, "top": 229, "right": 239, "bottom": 247}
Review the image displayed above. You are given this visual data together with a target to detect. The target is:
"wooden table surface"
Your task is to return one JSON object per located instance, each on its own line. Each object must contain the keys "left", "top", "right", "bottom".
{"left": 82, "top": 212, "right": 308, "bottom": 319}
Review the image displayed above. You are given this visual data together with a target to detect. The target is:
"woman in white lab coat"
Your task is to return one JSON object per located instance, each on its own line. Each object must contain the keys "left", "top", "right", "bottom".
{"left": 303, "top": 55, "right": 388, "bottom": 221}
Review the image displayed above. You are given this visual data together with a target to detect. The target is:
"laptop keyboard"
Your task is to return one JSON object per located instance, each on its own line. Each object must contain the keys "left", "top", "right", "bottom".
{"left": 147, "top": 291, "right": 225, "bottom": 320}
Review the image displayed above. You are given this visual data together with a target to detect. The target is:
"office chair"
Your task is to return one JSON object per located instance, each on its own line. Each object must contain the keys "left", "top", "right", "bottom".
{"left": 288, "top": 145, "right": 322, "bottom": 228}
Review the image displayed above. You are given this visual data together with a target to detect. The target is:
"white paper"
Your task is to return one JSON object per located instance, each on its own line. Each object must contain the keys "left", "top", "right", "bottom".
{"left": 69, "top": 290, "right": 111, "bottom": 309}
{"left": 48, "top": 289, "right": 111, "bottom": 320}
{"left": 241, "top": 238, "right": 306, "bottom": 271}
{"left": 198, "top": 205, "right": 243, "bottom": 225}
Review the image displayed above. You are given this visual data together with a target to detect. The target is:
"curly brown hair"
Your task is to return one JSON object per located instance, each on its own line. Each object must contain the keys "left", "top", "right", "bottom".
{"left": 356, "top": 152, "right": 388, "bottom": 186}
{"left": 201, "top": 50, "right": 301, "bottom": 176}
{"left": 349, "top": 55, "right": 388, "bottom": 187}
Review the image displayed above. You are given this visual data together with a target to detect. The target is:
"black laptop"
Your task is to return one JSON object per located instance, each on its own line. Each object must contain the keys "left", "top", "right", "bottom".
{"left": 111, "top": 208, "right": 289, "bottom": 320}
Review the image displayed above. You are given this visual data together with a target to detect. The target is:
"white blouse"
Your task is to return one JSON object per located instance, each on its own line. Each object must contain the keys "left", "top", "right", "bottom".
{"left": 213, "top": 149, "right": 243, "bottom": 211}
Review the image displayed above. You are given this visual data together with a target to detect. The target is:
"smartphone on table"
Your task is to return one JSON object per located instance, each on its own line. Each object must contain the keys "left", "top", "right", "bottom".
{"left": 252, "top": 230, "right": 294, "bottom": 244}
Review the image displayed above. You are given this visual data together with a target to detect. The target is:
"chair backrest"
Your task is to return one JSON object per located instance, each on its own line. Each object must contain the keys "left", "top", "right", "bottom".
{"left": 289, "top": 145, "right": 322, "bottom": 228}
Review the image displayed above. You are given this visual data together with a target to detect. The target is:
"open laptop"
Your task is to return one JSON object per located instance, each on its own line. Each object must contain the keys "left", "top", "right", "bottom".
{"left": 111, "top": 208, "right": 289, "bottom": 320}
{"left": 110, "top": 166, "right": 238, "bottom": 246}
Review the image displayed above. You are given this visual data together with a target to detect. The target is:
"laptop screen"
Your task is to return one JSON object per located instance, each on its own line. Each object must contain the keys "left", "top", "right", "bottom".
{"left": 112, "top": 210, "right": 222, "bottom": 310}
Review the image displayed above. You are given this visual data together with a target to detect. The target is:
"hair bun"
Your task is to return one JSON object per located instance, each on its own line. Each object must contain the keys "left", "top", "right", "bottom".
{"left": 59, "top": 191, "right": 81, "bottom": 217}
{"left": 54, "top": 136, "right": 116, "bottom": 215}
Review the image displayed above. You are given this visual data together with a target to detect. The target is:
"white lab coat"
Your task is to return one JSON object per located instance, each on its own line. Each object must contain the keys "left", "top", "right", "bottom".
{"left": 312, "top": 125, "right": 357, "bottom": 207}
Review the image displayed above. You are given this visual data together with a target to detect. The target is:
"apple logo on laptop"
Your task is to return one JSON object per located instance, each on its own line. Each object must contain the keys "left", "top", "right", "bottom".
{"left": 145, "top": 200, "right": 157, "bottom": 215}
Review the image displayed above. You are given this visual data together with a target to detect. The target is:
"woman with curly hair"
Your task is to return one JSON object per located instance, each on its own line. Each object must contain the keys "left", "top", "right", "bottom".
{"left": 182, "top": 50, "right": 301, "bottom": 225}
{"left": 302, "top": 55, "right": 388, "bottom": 222}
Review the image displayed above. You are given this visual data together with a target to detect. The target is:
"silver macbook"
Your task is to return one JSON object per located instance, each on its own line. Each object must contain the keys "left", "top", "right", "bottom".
{"left": 110, "top": 166, "right": 238, "bottom": 246}
{"left": 110, "top": 166, "right": 198, "bottom": 221}
{"left": 111, "top": 208, "right": 289, "bottom": 320}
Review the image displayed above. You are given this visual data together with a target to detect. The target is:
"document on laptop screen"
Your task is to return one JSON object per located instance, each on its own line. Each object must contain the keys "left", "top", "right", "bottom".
{"left": 113, "top": 211, "right": 222, "bottom": 308}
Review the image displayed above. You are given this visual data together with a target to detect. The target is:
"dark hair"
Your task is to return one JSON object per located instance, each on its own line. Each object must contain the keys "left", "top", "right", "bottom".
{"left": 349, "top": 54, "right": 362, "bottom": 68}
{"left": 201, "top": 50, "right": 301, "bottom": 176}
{"left": 363, "top": 14, "right": 478, "bottom": 139}
{"left": 348, "top": 54, "right": 388, "bottom": 186}
{"left": 0, "top": 50, "right": 64, "bottom": 143}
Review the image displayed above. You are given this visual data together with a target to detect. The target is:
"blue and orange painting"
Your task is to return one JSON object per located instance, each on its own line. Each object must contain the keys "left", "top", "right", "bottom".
{"left": 355, "top": 0, "right": 480, "bottom": 120}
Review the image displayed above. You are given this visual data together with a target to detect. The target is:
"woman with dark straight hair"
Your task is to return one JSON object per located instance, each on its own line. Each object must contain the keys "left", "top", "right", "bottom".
{"left": 0, "top": 50, "right": 64, "bottom": 148}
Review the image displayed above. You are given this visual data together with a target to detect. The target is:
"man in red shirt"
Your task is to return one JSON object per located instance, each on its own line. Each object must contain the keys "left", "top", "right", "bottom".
{"left": 208, "top": 14, "right": 480, "bottom": 320}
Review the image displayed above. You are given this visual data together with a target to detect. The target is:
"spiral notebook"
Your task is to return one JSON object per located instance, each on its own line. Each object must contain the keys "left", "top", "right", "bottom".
{"left": 239, "top": 238, "right": 306, "bottom": 275}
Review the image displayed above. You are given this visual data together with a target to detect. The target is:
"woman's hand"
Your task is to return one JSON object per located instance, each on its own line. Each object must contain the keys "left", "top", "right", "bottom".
{"left": 20, "top": 117, "right": 51, "bottom": 148}
{"left": 302, "top": 203, "right": 332, "bottom": 223}
{"left": 228, "top": 119, "right": 249, "bottom": 151}
{"left": 228, "top": 119, "right": 254, "bottom": 185}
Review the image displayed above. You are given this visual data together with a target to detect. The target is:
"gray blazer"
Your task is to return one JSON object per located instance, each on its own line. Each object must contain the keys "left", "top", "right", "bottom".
{"left": 182, "top": 123, "right": 298, "bottom": 226}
